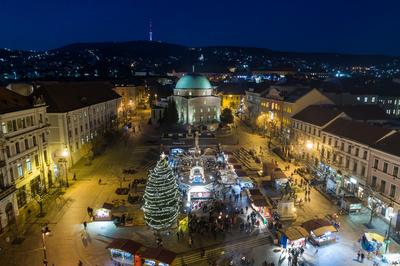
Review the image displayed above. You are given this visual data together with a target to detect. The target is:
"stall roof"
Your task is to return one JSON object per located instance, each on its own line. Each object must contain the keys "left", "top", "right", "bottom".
{"left": 343, "top": 196, "right": 363, "bottom": 204}
{"left": 248, "top": 189, "right": 263, "bottom": 196}
{"left": 102, "top": 202, "right": 114, "bottom": 210}
{"left": 365, "top": 232, "right": 385, "bottom": 243}
{"left": 251, "top": 197, "right": 270, "bottom": 207}
{"left": 281, "top": 226, "right": 310, "bottom": 241}
{"left": 139, "top": 247, "right": 177, "bottom": 264}
{"left": 106, "top": 239, "right": 142, "bottom": 254}
{"left": 313, "top": 225, "right": 337, "bottom": 237}
{"left": 302, "top": 218, "right": 331, "bottom": 233}
{"left": 235, "top": 169, "right": 247, "bottom": 177}
{"left": 273, "top": 170, "right": 286, "bottom": 179}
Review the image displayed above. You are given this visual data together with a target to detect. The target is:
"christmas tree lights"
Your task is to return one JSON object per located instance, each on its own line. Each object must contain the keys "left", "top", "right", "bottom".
{"left": 143, "top": 154, "right": 180, "bottom": 231}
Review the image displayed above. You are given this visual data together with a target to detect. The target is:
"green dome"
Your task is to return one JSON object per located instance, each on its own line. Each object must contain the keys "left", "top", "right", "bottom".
{"left": 175, "top": 74, "right": 212, "bottom": 90}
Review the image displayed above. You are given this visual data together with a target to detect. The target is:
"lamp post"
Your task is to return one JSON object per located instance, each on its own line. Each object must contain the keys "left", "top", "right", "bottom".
{"left": 41, "top": 224, "right": 51, "bottom": 265}
{"left": 61, "top": 148, "right": 69, "bottom": 188}
{"left": 385, "top": 212, "right": 394, "bottom": 253}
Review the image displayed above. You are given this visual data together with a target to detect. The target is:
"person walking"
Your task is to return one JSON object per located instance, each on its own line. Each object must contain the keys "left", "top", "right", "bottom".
{"left": 357, "top": 250, "right": 361, "bottom": 261}
{"left": 176, "top": 231, "right": 180, "bottom": 240}
{"left": 98, "top": 178, "right": 102, "bottom": 185}
{"left": 361, "top": 253, "right": 365, "bottom": 263}
{"left": 83, "top": 221, "right": 87, "bottom": 230}
{"left": 73, "top": 173, "right": 77, "bottom": 181}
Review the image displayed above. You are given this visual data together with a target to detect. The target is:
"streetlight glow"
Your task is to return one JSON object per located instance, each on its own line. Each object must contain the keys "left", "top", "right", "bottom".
{"left": 305, "top": 140, "right": 313, "bottom": 150}
{"left": 62, "top": 148, "right": 69, "bottom": 158}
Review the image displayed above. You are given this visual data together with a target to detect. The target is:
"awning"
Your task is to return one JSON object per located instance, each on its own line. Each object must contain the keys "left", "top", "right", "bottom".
{"left": 313, "top": 225, "right": 337, "bottom": 237}
{"left": 365, "top": 232, "right": 385, "bottom": 243}
{"left": 281, "top": 226, "right": 309, "bottom": 241}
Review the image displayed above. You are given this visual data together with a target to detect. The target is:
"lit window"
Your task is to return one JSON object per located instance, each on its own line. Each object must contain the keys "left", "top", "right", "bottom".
{"left": 1, "top": 122, "right": 7, "bottom": 134}
{"left": 371, "top": 97, "right": 376, "bottom": 103}
{"left": 357, "top": 97, "right": 360, "bottom": 101}
{"left": 200, "top": 108, "right": 203, "bottom": 113}
{"left": 364, "top": 97, "right": 368, "bottom": 103}
{"left": 17, "top": 163, "right": 23, "bottom": 177}
{"left": 189, "top": 91, "right": 192, "bottom": 96}
{"left": 26, "top": 159, "right": 32, "bottom": 172}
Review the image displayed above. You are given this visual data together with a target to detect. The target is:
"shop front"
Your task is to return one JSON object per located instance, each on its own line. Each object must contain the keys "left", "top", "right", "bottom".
{"left": 302, "top": 219, "right": 337, "bottom": 246}
{"left": 368, "top": 195, "right": 394, "bottom": 222}
{"left": 340, "top": 196, "right": 363, "bottom": 214}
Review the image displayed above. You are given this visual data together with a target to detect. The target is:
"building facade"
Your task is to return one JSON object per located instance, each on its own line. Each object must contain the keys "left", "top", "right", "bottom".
{"left": 113, "top": 84, "right": 146, "bottom": 123}
{"left": 32, "top": 82, "right": 121, "bottom": 178}
{"left": 0, "top": 87, "right": 49, "bottom": 230}
{"left": 369, "top": 132, "right": 400, "bottom": 226}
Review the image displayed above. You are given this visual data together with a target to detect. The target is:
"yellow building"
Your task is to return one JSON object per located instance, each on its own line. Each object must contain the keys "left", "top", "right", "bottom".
{"left": 217, "top": 84, "right": 246, "bottom": 112}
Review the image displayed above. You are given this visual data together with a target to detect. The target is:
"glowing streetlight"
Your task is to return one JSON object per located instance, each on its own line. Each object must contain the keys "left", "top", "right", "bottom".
{"left": 61, "top": 148, "right": 69, "bottom": 158}
{"left": 305, "top": 140, "right": 313, "bottom": 150}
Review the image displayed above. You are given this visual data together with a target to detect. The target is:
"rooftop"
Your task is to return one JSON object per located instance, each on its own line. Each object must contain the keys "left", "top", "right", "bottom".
{"left": 0, "top": 87, "right": 32, "bottom": 114}
{"left": 372, "top": 131, "right": 400, "bottom": 157}
{"left": 323, "top": 118, "right": 393, "bottom": 146}
{"left": 339, "top": 105, "right": 389, "bottom": 121}
{"left": 291, "top": 105, "right": 342, "bottom": 127}
{"left": 175, "top": 73, "right": 212, "bottom": 90}
{"left": 32, "top": 81, "right": 121, "bottom": 113}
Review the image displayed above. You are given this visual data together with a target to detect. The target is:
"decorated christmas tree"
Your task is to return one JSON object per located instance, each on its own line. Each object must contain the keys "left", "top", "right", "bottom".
{"left": 143, "top": 153, "right": 180, "bottom": 231}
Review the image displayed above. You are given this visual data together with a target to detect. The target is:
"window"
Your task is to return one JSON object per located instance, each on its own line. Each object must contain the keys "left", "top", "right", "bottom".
{"left": 364, "top": 97, "right": 368, "bottom": 103}
{"left": 328, "top": 138, "right": 331, "bottom": 146}
{"left": 6, "top": 146, "right": 10, "bottom": 157}
{"left": 380, "top": 180, "right": 386, "bottom": 193}
{"left": 43, "top": 150, "right": 48, "bottom": 163}
{"left": 353, "top": 162, "right": 358, "bottom": 172}
{"left": 355, "top": 148, "right": 359, "bottom": 157}
{"left": 361, "top": 165, "right": 366, "bottom": 176}
{"left": 16, "top": 142, "right": 20, "bottom": 154}
{"left": 16, "top": 186, "right": 27, "bottom": 208}
{"left": 323, "top": 136, "right": 326, "bottom": 144}
{"left": 34, "top": 155, "right": 39, "bottom": 168}
{"left": 42, "top": 132, "right": 46, "bottom": 143}
{"left": 371, "top": 176, "right": 377, "bottom": 187}
{"left": 390, "top": 185, "right": 396, "bottom": 197}
{"left": 340, "top": 143, "right": 344, "bottom": 151}
{"left": 374, "top": 159, "right": 379, "bottom": 169}
{"left": 371, "top": 97, "right": 376, "bottom": 103}
{"left": 334, "top": 140, "right": 338, "bottom": 147}
{"left": 24, "top": 139, "right": 29, "bottom": 150}
{"left": 347, "top": 145, "right": 351, "bottom": 153}
{"left": 17, "top": 163, "right": 23, "bottom": 177}
{"left": 26, "top": 159, "right": 32, "bottom": 172}
{"left": 74, "top": 128, "right": 78, "bottom": 135}
{"left": 33, "top": 136, "right": 37, "bottom": 146}
{"left": 1, "top": 122, "right": 7, "bottom": 134}
{"left": 363, "top": 151, "right": 367, "bottom": 160}
{"left": 345, "top": 158, "right": 350, "bottom": 169}
{"left": 383, "top": 162, "right": 388, "bottom": 173}
{"left": 393, "top": 166, "right": 399, "bottom": 177}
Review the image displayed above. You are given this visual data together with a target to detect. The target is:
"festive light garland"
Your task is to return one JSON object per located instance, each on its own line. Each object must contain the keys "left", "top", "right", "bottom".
{"left": 142, "top": 156, "right": 181, "bottom": 231}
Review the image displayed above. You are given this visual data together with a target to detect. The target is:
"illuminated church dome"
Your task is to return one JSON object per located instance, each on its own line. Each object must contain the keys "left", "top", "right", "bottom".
{"left": 175, "top": 73, "right": 212, "bottom": 90}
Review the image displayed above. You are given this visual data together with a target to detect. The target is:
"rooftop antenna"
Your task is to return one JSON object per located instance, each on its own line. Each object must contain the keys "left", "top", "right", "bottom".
{"left": 149, "top": 18, "right": 153, "bottom": 41}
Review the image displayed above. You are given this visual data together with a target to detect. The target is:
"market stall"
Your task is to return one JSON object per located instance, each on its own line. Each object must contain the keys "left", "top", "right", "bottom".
{"left": 279, "top": 226, "right": 310, "bottom": 249}
{"left": 361, "top": 232, "right": 385, "bottom": 254}
{"left": 94, "top": 202, "right": 113, "bottom": 221}
{"left": 139, "top": 247, "right": 177, "bottom": 266}
{"left": 246, "top": 188, "right": 271, "bottom": 223}
{"left": 340, "top": 196, "right": 363, "bottom": 214}
{"left": 302, "top": 219, "right": 338, "bottom": 246}
{"left": 106, "top": 239, "right": 142, "bottom": 265}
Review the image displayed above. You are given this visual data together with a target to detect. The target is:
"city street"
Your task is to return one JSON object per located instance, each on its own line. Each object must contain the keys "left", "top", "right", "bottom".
{"left": 0, "top": 117, "right": 398, "bottom": 266}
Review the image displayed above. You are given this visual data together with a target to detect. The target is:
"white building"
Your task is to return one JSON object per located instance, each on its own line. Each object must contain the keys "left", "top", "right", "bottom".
{"left": 0, "top": 87, "right": 49, "bottom": 230}
{"left": 31, "top": 82, "right": 121, "bottom": 177}
{"left": 172, "top": 74, "right": 221, "bottom": 125}
{"left": 369, "top": 132, "right": 400, "bottom": 225}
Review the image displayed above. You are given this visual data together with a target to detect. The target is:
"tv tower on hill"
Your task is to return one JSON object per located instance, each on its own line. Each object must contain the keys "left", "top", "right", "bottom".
{"left": 149, "top": 18, "right": 153, "bottom": 41}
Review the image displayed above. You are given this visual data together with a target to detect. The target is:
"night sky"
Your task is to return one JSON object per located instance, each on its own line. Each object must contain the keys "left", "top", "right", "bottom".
{"left": 1, "top": 0, "right": 400, "bottom": 55}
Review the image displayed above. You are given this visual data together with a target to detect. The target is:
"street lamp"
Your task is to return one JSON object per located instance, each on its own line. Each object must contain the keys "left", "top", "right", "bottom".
{"left": 385, "top": 211, "right": 394, "bottom": 253}
{"left": 305, "top": 140, "right": 314, "bottom": 150}
{"left": 41, "top": 224, "right": 51, "bottom": 265}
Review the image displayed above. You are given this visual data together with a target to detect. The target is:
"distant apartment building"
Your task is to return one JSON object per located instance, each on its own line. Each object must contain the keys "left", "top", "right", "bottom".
{"left": 113, "top": 84, "right": 146, "bottom": 122}
{"left": 31, "top": 82, "right": 121, "bottom": 175}
{"left": 0, "top": 87, "right": 49, "bottom": 230}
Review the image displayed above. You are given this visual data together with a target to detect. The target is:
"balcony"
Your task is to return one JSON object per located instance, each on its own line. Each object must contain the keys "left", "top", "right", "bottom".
{"left": 0, "top": 185, "right": 16, "bottom": 201}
